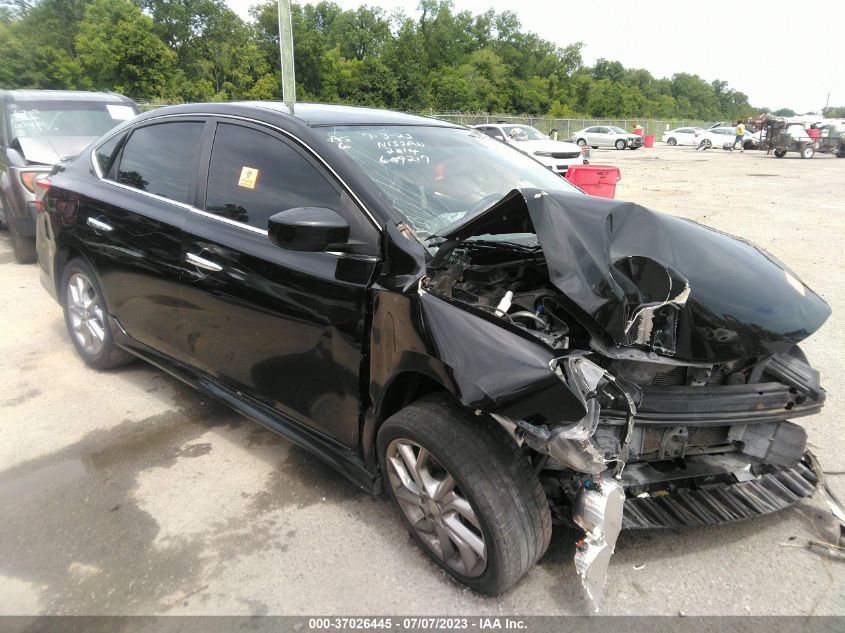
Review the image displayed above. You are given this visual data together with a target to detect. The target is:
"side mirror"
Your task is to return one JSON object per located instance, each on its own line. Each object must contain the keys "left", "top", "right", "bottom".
{"left": 268, "top": 207, "right": 350, "bottom": 252}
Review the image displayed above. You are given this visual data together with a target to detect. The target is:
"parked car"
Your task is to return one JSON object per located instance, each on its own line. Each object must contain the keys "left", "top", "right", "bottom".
{"left": 568, "top": 125, "right": 644, "bottom": 150}
{"left": 662, "top": 126, "right": 702, "bottom": 146}
{"left": 472, "top": 123, "right": 585, "bottom": 173}
{"left": 694, "top": 126, "right": 748, "bottom": 149}
{"left": 0, "top": 90, "right": 138, "bottom": 262}
{"left": 36, "top": 102, "right": 831, "bottom": 602}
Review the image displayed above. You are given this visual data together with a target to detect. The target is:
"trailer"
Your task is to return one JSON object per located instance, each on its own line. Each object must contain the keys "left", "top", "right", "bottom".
{"left": 761, "top": 117, "right": 817, "bottom": 158}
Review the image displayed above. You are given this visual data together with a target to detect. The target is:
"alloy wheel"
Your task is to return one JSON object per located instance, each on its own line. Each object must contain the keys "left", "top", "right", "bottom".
{"left": 386, "top": 438, "right": 487, "bottom": 577}
{"left": 66, "top": 273, "right": 106, "bottom": 356}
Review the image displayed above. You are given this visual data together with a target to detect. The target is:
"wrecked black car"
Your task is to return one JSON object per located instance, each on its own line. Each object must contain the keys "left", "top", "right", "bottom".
{"left": 35, "top": 103, "right": 830, "bottom": 602}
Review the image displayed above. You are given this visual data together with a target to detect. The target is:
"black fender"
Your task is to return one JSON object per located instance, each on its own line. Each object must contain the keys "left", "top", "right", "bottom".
{"left": 367, "top": 285, "right": 587, "bottom": 429}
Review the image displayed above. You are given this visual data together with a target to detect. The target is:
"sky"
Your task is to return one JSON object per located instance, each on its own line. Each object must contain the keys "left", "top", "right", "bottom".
{"left": 225, "top": 0, "right": 842, "bottom": 113}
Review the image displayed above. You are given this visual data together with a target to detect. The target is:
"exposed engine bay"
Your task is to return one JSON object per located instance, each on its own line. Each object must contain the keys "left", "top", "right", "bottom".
{"left": 421, "top": 188, "right": 832, "bottom": 608}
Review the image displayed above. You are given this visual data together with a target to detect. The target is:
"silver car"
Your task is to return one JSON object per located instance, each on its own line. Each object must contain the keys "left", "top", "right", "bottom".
{"left": 569, "top": 125, "right": 644, "bottom": 150}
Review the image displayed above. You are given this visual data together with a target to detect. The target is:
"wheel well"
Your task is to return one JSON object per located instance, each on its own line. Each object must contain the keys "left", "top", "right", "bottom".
{"left": 377, "top": 372, "right": 448, "bottom": 427}
{"left": 54, "top": 244, "right": 85, "bottom": 297}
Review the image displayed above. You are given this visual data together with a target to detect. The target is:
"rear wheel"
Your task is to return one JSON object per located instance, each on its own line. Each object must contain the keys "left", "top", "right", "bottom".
{"left": 774, "top": 148, "right": 787, "bottom": 158}
{"left": 800, "top": 144, "right": 815, "bottom": 159}
{"left": 377, "top": 393, "right": 551, "bottom": 596}
{"left": 61, "top": 258, "right": 135, "bottom": 370}
{"left": 666, "top": 137, "right": 677, "bottom": 146}
{"left": 615, "top": 139, "right": 627, "bottom": 150}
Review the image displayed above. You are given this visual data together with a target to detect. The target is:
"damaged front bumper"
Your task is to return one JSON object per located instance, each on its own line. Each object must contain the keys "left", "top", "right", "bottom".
{"left": 495, "top": 349, "right": 829, "bottom": 609}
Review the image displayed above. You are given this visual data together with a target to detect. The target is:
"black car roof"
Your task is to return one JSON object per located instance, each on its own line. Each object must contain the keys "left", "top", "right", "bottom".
{"left": 0, "top": 90, "right": 135, "bottom": 104}
{"left": 141, "top": 101, "right": 461, "bottom": 128}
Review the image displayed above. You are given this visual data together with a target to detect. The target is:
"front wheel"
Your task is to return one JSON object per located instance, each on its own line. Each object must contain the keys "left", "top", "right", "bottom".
{"left": 615, "top": 139, "right": 627, "bottom": 150}
{"left": 774, "top": 148, "right": 787, "bottom": 158}
{"left": 699, "top": 139, "right": 712, "bottom": 149}
{"left": 61, "top": 258, "right": 135, "bottom": 370}
{"left": 666, "top": 137, "right": 677, "bottom": 146}
{"left": 378, "top": 394, "right": 551, "bottom": 596}
{"left": 576, "top": 138, "right": 587, "bottom": 147}
{"left": 800, "top": 144, "right": 815, "bottom": 159}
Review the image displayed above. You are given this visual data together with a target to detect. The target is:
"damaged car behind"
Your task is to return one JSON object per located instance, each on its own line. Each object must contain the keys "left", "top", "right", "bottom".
{"left": 35, "top": 103, "right": 831, "bottom": 602}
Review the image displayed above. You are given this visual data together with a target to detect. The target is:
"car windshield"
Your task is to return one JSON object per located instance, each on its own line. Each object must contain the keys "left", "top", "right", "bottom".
{"left": 7, "top": 101, "right": 136, "bottom": 139}
{"left": 322, "top": 125, "right": 580, "bottom": 239}
{"left": 608, "top": 126, "right": 628, "bottom": 134}
{"left": 501, "top": 125, "right": 547, "bottom": 141}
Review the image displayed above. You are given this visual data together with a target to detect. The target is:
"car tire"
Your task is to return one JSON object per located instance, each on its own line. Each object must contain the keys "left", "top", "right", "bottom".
{"left": 61, "top": 257, "right": 135, "bottom": 370}
{"left": 576, "top": 138, "right": 586, "bottom": 147}
{"left": 774, "top": 149, "right": 787, "bottom": 158}
{"left": 615, "top": 139, "right": 627, "bottom": 150}
{"left": 666, "top": 137, "right": 677, "bottom": 146}
{"left": 700, "top": 139, "right": 712, "bottom": 149}
{"left": 800, "top": 144, "right": 815, "bottom": 159}
{"left": 5, "top": 209, "right": 36, "bottom": 263}
{"left": 377, "top": 393, "right": 551, "bottom": 596}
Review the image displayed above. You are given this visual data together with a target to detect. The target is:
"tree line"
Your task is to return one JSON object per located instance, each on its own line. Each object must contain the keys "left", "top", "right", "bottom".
{"left": 0, "top": 0, "right": 831, "bottom": 120}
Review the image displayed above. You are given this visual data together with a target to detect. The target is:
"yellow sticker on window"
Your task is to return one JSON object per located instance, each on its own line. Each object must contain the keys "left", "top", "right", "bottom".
{"left": 238, "top": 166, "right": 259, "bottom": 189}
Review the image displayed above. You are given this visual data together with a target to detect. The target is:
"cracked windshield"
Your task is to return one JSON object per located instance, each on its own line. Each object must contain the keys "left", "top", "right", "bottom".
{"left": 323, "top": 125, "right": 578, "bottom": 239}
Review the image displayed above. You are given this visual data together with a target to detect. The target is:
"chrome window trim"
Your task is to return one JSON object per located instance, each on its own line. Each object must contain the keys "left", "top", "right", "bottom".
{"left": 89, "top": 111, "right": 383, "bottom": 235}
{"left": 97, "top": 177, "right": 194, "bottom": 211}
{"left": 190, "top": 206, "right": 268, "bottom": 236}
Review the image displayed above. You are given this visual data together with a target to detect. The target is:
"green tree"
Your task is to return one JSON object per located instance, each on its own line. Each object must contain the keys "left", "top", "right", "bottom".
{"left": 75, "top": 0, "right": 176, "bottom": 100}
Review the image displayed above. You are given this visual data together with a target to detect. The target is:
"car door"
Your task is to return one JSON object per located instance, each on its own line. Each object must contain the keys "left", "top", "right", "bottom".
{"left": 79, "top": 118, "right": 207, "bottom": 361}
{"left": 583, "top": 127, "right": 601, "bottom": 145}
{"left": 177, "top": 120, "right": 380, "bottom": 447}
{"left": 594, "top": 127, "right": 613, "bottom": 146}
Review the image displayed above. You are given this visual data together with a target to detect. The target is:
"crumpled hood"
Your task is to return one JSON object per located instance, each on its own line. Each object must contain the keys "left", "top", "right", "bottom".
{"left": 438, "top": 189, "right": 831, "bottom": 362}
{"left": 15, "top": 136, "right": 97, "bottom": 166}
{"left": 514, "top": 139, "right": 582, "bottom": 154}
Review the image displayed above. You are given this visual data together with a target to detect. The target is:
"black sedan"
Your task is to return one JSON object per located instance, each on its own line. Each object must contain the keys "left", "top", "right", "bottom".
{"left": 34, "top": 102, "right": 831, "bottom": 603}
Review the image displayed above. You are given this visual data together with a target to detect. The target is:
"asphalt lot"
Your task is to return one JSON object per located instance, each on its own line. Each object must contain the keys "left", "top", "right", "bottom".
{"left": 0, "top": 144, "right": 843, "bottom": 616}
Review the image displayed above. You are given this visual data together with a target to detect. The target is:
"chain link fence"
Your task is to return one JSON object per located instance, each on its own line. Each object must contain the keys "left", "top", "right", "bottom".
{"left": 412, "top": 111, "right": 716, "bottom": 140}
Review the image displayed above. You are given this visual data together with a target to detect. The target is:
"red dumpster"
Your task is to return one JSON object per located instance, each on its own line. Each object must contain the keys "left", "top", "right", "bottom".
{"left": 564, "top": 164, "right": 621, "bottom": 198}
{"left": 644, "top": 134, "right": 654, "bottom": 148}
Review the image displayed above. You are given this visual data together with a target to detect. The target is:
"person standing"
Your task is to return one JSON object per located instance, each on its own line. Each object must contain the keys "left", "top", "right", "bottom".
{"left": 732, "top": 120, "right": 746, "bottom": 152}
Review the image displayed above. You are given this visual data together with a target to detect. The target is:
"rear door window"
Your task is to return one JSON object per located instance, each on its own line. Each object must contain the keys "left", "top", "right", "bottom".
{"left": 116, "top": 122, "right": 204, "bottom": 204}
{"left": 94, "top": 132, "right": 127, "bottom": 177}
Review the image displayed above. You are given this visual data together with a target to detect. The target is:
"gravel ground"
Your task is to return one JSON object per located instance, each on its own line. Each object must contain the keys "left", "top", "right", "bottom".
{"left": 0, "top": 144, "right": 843, "bottom": 616}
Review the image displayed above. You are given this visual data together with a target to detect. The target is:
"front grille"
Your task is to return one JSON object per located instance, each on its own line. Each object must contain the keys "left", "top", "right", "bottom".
{"left": 640, "top": 425, "right": 730, "bottom": 456}
{"left": 551, "top": 152, "right": 581, "bottom": 159}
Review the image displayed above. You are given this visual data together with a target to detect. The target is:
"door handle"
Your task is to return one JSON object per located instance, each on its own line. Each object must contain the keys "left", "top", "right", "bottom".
{"left": 87, "top": 217, "right": 113, "bottom": 232}
{"left": 186, "top": 252, "right": 223, "bottom": 272}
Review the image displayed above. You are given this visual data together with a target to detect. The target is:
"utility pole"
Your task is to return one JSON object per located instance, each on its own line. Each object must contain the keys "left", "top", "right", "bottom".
{"left": 277, "top": 0, "right": 296, "bottom": 114}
